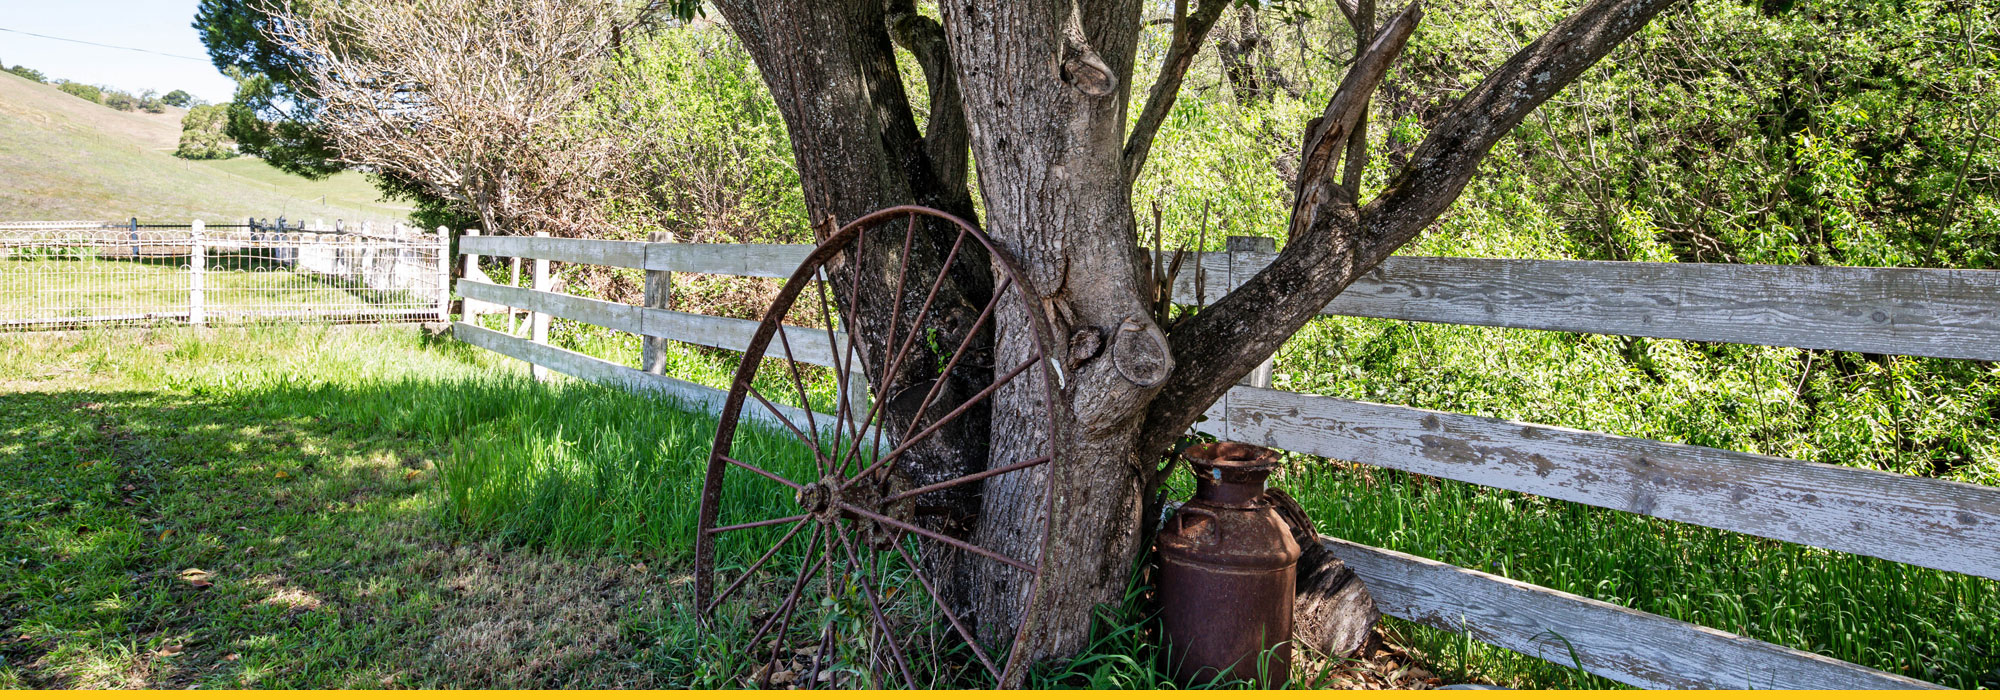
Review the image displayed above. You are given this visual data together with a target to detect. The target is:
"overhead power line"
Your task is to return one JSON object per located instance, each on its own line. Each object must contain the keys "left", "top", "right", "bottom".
{"left": 0, "top": 26, "right": 209, "bottom": 62}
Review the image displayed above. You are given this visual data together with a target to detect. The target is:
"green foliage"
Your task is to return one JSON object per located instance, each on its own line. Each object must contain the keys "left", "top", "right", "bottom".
{"left": 195, "top": 0, "right": 344, "bottom": 178}
{"left": 4, "top": 63, "right": 46, "bottom": 83}
{"left": 583, "top": 28, "right": 807, "bottom": 243}
{"left": 162, "top": 89, "right": 197, "bottom": 107}
{"left": 55, "top": 81, "right": 101, "bottom": 103}
{"left": 101, "top": 89, "right": 140, "bottom": 112}
{"left": 175, "top": 103, "right": 234, "bottom": 160}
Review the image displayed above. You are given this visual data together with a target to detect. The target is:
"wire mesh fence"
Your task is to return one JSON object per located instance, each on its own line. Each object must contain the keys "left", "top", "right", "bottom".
{"left": 0, "top": 222, "right": 448, "bottom": 330}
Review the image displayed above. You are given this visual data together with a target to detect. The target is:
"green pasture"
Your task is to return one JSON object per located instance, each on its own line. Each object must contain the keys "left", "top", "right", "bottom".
{"left": 3, "top": 325, "right": 1993, "bottom": 688}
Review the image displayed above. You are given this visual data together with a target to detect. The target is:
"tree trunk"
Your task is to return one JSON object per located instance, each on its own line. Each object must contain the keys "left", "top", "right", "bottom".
{"left": 711, "top": 0, "right": 1685, "bottom": 676}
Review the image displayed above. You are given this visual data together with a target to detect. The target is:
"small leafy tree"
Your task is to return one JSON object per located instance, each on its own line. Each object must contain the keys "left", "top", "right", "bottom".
{"left": 176, "top": 104, "right": 233, "bottom": 159}
{"left": 162, "top": 89, "right": 197, "bottom": 107}
{"left": 102, "top": 89, "right": 139, "bottom": 111}
{"left": 56, "top": 81, "right": 101, "bottom": 103}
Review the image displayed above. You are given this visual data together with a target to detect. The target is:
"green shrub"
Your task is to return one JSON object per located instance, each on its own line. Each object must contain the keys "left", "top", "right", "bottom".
{"left": 56, "top": 81, "right": 101, "bottom": 103}
{"left": 161, "top": 89, "right": 196, "bottom": 107}
{"left": 4, "top": 64, "right": 45, "bottom": 83}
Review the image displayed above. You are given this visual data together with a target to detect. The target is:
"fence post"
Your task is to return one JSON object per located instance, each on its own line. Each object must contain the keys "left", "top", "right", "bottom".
{"left": 530, "top": 231, "right": 552, "bottom": 382}
{"left": 508, "top": 251, "right": 524, "bottom": 335}
{"left": 1228, "top": 235, "right": 1277, "bottom": 390}
{"left": 642, "top": 230, "right": 672, "bottom": 374}
{"left": 461, "top": 229, "right": 482, "bottom": 327}
{"left": 435, "top": 226, "right": 451, "bottom": 324}
{"left": 189, "top": 220, "right": 206, "bottom": 327}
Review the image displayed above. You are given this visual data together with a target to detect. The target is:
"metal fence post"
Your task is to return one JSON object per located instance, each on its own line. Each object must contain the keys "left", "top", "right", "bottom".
{"left": 435, "top": 226, "right": 451, "bottom": 323}
{"left": 531, "top": 231, "right": 552, "bottom": 382}
{"left": 189, "top": 220, "right": 206, "bottom": 327}
{"left": 642, "top": 230, "right": 672, "bottom": 374}
{"left": 461, "top": 229, "right": 482, "bottom": 327}
{"left": 1228, "top": 235, "right": 1277, "bottom": 389}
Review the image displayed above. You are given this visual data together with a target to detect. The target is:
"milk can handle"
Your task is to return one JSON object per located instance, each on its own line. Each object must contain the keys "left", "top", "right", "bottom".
{"left": 1175, "top": 504, "right": 1222, "bottom": 547}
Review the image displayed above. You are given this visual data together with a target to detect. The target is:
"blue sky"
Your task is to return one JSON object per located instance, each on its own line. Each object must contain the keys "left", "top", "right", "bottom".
{"left": 0, "top": 0, "right": 236, "bottom": 103}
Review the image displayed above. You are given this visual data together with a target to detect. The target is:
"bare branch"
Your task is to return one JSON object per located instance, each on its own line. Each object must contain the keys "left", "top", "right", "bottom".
{"left": 1338, "top": 0, "right": 1378, "bottom": 197}
{"left": 1292, "top": 2, "right": 1420, "bottom": 201}
{"left": 1121, "top": 0, "right": 1231, "bottom": 184}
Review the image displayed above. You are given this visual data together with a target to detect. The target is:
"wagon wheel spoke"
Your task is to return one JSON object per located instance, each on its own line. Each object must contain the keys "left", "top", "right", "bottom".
{"left": 707, "top": 516, "right": 812, "bottom": 616}
{"left": 707, "top": 512, "right": 809, "bottom": 535}
{"left": 718, "top": 454, "right": 805, "bottom": 492}
{"left": 770, "top": 323, "right": 830, "bottom": 471}
{"left": 896, "top": 539, "right": 1003, "bottom": 680}
{"left": 884, "top": 455, "right": 1052, "bottom": 505}
{"left": 851, "top": 353, "right": 1041, "bottom": 487}
{"left": 840, "top": 503, "right": 1037, "bottom": 574}
{"left": 746, "top": 386, "right": 832, "bottom": 472}
{"left": 743, "top": 524, "right": 825, "bottom": 656}
{"left": 831, "top": 523, "right": 918, "bottom": 688}
{"left": 837, "top": 226, "right": 971, "bottom": 481}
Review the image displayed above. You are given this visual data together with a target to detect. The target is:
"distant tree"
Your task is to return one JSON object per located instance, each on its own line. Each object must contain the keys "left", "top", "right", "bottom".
{"left": 162, "top": 89, "right": 197, "bottom": 107}
{"left": 138, "top": 89, "right": 167, "bottom": 113}
{"left": 175, "top": 104, "right": 233, "bottom": 159}
{"left": 5, "top": 64, "right": 46, "bottom": 83}
{"left": 56, "top": 81, "right": 101, "bottom": 103}
{"left": 195, "top": 0, "right": 345, "bottom": 178}
{"left": 101, "top": 89, "right": 139, "bottom": 111}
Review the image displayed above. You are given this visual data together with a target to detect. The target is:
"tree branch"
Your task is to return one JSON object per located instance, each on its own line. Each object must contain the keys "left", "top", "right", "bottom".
{"left": 1121, "top": 0, "right": 1230, "bottom": 184}
{"left": 1338, "top": 0, "right": 1377, "bottom": 197}
{"left": 886, "top": 0, "right": 969, "bottom": 198}
{"left": 1139, "top": 0, "right": 1684, "bottom": 454}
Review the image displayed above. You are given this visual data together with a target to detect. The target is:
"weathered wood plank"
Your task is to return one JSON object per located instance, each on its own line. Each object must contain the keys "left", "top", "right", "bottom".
{"left": 646, "top": 242, "right": 813, "bottom": 278}
{"left": 1319, "top": 537, "right": 1939, "bottom": 689}
{"left": 639, "top": 307, "right": 847, "bottom": 369}
{"left": 458, "top": 279, "right": 642, "bottom": 335}
{"left": 1189, "top": 254, "right": 2000, "bottom": 361}
{"left": 1229, "top": 386, "right": 2000, "bottom": 580}
{"left": 451, "top": 322, "right": 840, "bottom": 435}
{"left": 458, "top": 280, "right": 850, "bottom": 368}
{"left": 458, "top": 234, "right": 648, "bottom": 268}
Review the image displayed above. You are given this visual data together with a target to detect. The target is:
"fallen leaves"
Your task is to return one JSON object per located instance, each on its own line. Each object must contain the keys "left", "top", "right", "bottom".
{"left": 178, "top": 568, "right": 214, "bottom": 589}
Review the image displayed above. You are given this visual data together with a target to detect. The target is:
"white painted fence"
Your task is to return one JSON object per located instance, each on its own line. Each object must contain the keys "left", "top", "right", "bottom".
{"left": 453, "top": 232, "right": 2000, "bottom": 689}
{"left": 0, "top": 220, "right": 449, "bottom": 329}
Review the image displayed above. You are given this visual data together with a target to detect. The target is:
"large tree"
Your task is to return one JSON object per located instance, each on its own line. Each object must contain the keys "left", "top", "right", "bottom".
{"left": 698, "top": 0, "right": 1681, "bottom": 667}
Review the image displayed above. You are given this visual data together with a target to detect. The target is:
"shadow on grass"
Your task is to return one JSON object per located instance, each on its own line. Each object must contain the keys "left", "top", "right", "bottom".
{"left": 0, "top": 366, "right": 739, "bottom": 689}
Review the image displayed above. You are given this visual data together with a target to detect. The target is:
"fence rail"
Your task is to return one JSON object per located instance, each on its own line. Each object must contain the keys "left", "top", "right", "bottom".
{"left": 0, "top": 221, "right": 449, "bottom": 329}
{"left": 451, "top": 232, "right": 1994, "bottom": 689}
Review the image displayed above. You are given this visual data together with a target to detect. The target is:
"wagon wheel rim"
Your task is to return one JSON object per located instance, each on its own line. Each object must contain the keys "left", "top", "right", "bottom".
{"left": 694, "top": 205, "right": 1064, "bottom": 689}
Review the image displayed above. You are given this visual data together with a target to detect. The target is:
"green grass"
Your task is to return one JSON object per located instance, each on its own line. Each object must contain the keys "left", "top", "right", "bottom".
{"left": 0, "top": 257, "right": 427, "bottom": 323}
{"left": 0, "top": 72, "right": 409, "bottom": 224}
{"left": 5, "top": 324, "right": 1994, "bottom": 688}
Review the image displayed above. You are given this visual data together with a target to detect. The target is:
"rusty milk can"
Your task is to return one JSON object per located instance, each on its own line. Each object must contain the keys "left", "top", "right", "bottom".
{"left": 1159, "top": 442, "right": 1302, "bottom": 687}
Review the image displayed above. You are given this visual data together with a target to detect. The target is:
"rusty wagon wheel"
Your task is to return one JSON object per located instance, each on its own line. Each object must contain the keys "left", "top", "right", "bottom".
{"left": 695, "top": 205, "right": 1064, "bottom": 689}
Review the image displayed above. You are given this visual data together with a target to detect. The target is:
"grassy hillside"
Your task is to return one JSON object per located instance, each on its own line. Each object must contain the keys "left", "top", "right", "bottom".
{"left": 0, "top": 72, "right": 410, "bottom": 225}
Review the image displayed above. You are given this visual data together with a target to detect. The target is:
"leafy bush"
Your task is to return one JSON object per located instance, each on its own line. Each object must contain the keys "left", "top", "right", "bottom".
{"left": 56, "top": 81, "right": 101, "bottom": 103}
{"left": 5, "top": 64, "right": 46, "bottom": 83}
{"left": 175, "top": 104, "right": 234, "bottom": 159}
{"left": 101, "top": 89, "right": 138, "bottom": 111}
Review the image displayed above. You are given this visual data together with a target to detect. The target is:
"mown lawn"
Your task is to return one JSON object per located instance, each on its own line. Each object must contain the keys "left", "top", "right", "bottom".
{"left": 4, "top": 324, "right": 1994, "bottom": 688}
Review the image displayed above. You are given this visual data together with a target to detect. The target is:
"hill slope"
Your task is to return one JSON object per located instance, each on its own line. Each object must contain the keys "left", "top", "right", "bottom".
{"left": 0, "top": 72, "right": 411, "bottom": 225}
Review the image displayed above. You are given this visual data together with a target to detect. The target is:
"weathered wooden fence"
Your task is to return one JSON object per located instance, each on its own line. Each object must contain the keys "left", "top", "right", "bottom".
{"left": 454, "top": 231, "right": 2000, "bottom": 689}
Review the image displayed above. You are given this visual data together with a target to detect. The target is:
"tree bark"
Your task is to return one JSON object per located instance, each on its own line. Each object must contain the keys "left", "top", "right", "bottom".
{"left": 709, "top": 0, "right": 1684, "bottom": 676}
